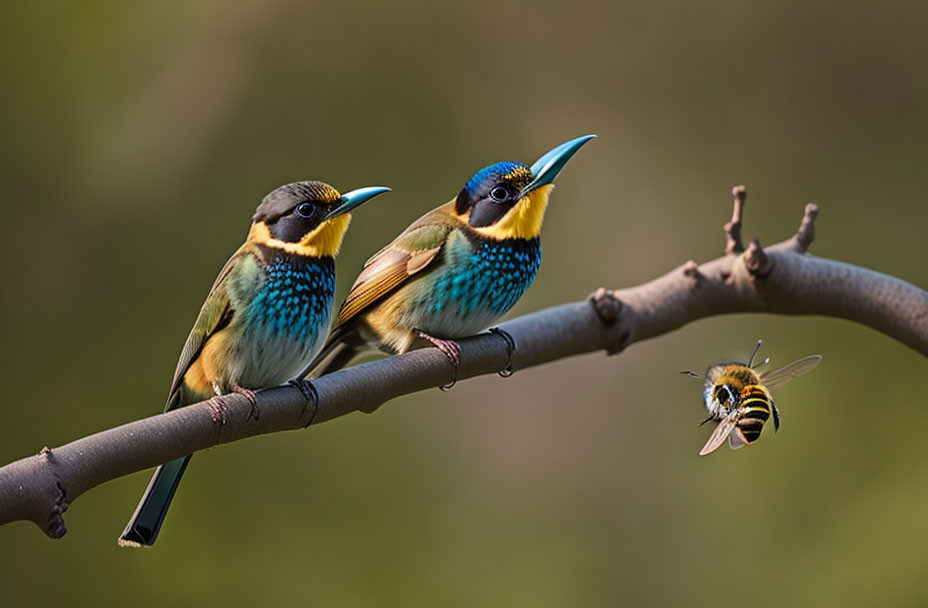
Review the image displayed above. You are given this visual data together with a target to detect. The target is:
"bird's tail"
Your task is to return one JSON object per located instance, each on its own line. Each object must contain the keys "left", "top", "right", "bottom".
{"left": 118, "top": 455, "right": 192, "bottom": 548}
{"left": 296, "top": 325, "right": 364, "bottom": 380}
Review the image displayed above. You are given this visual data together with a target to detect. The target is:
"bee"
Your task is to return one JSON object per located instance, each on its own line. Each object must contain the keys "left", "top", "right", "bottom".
{"left": 683, "top": 341, "right": 822, "bottom": 456}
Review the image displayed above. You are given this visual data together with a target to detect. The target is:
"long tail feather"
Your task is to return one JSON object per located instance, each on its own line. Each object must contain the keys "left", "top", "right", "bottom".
{"left": 297, "top": 325, "right": 363, "bottom": 380}
{"left": 118, "top": 455, "right": 192, "bottom": 547}
{"left": 316, "top": 342, "right": 361, "bottom": 377}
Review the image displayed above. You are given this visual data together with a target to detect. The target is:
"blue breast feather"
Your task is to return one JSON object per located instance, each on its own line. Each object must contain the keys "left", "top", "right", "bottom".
{"left": 428, "top": 238, "right": 542, "bottom": 317}
{"left": 246, "top": 256, "right": 336, "bottom": 343}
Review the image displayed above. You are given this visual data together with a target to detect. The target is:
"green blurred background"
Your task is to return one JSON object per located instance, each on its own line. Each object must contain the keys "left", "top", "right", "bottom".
{"left": 1, "top": 0, "right": 927, "bottom": 605}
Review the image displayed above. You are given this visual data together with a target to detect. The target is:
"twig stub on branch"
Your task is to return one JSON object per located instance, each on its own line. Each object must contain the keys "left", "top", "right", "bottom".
{"left": 744, "top": 238, "right": 772, "bottom": 277}
{"left": 724, "top": 185, "right": 747, "bottom": 254}
{"left": 791, "top": 203, "right": 819, "bottom": 253}
{"left": 590, "top": 287, "right": 622, "bottom": 325}
{"left": 682, "top": 260, "right": 701, "bottom": 281}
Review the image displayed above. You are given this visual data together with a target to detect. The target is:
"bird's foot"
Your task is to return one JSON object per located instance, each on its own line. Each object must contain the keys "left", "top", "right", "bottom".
{"left": 414, "top": 329, "right": 461, "bottom": 391}
{"left": 207, "top": 396, "right": 228, "bottom": 425}
{"left": 288, "top": 379, "right": 319, "bottom": 428}
{"left": 233, "top": 384, "right": 259, "bottom": 421}
{"left": 488, "top": 327, "right": 516, "bottom": 377}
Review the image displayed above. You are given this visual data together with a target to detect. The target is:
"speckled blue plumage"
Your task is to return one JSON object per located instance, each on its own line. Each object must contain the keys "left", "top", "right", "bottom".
{"left": 426, "top": 237, "right": 542, "bottom": 319}
{"left": 245, "top": 254, "right": 336, "bottom": 344}
{"left": 463, "top": 162, "right": 529, "bottom": 198}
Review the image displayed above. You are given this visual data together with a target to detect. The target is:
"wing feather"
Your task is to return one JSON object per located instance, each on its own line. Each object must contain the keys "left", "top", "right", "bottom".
{"left": 165, "top": 247, "right": 255, "bottom": 410}
{"left": 335, "top": 205, "right": 459, "bottom": 327}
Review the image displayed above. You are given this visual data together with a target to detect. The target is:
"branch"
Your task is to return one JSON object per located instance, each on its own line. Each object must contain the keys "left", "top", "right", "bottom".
{"left": 2, "top": 188, "right": 926, "bottom": 539}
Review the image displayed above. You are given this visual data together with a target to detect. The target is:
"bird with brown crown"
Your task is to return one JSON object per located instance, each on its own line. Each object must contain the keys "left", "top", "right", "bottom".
{"left": 118, "top": 181, "right": 389, "bottom": 547}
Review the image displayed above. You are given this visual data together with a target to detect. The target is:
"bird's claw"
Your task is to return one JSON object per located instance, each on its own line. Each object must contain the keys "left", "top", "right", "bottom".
{"left": 438, "top": 341, "right": 460, "bottom": 391}
{"left": 207, "top": 397, "right": 228, "bottom": 425}
{"left": 288, "top": 379, "right": 319, "bottom": 428}
{"left": 233, "top": 385, "right": 259, "bottom": 421}
{"left": 415, "top": 329, "right": 461, "bottom": 391}
{"left": 488, "top": 327, "right": 516, "bottom": 377}
{"left": 439, "top": 369, "right": 458, "bottom": 391}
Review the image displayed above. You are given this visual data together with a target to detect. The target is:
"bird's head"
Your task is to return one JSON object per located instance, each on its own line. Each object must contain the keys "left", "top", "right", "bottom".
{"left": 453, "top": 135, "right": 596, "bottom": 240}
{"left": 250, "top": 181, "right": 390, "bottom": 257}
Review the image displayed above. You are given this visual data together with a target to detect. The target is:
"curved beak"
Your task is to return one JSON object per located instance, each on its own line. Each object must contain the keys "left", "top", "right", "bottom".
{"left": 325, "top": 186, "right": 391, "bottom": 220}
{"left": 522, "top": 134, "right": 597, "bottom": 195}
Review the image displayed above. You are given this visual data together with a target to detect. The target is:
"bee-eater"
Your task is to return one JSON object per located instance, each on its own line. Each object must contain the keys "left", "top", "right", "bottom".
{"left": 295, "top": 136, "right": 595, "bottom": 384}
{"left": 118, "top": 181, "right": 390, "bottom": 547}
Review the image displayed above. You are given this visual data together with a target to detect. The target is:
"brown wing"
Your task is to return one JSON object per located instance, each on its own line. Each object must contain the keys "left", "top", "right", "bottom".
{"left": 335, "top": 202, "right": 459, "bottom": 326}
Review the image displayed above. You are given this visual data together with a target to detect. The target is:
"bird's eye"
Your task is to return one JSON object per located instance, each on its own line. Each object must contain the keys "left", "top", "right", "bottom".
{"left": 489, "top": 186, "right": 511, "bottom": 203}
{"left": 296, "top": 202, "right": 315, "bottom": 218}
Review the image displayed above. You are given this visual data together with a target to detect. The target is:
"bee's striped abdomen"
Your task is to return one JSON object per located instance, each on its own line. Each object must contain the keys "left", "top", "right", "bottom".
{"left": 737, "top": 385, "right": 772, "bottom": 444}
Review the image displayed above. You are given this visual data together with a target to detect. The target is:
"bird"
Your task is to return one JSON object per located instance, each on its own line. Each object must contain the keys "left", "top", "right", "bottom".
{"left": 118, "top": 180, "right": 390, "bottom": 547}
{"left": 294, "top": 135, "right": 595, "bottom": 386}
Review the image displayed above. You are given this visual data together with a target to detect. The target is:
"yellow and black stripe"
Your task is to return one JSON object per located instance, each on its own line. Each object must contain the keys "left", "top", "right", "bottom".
{"left": 736, "top": 385, "right": 773, "bottom": 443}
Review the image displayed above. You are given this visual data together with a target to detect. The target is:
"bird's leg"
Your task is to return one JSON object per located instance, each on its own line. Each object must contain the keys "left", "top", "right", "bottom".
{"left": 207, "top": 381, "right": 228, "bottom": 425}
{"left": 488, "top": 327, "right": 516, "bottom": 378}
{"left": 232, "top": 384, "right": 259, "bottom": 422}
{"left": 288, "top": 379, "right": 319, "bottom": 428}
{"left": 414, "top": 329, "right": 461, "bottom": 391}
{"left": 207, "top": 399, "right": 228, "bottom": 425}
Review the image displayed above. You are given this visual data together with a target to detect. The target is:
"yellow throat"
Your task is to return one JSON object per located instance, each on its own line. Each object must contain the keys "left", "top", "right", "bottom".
{"left": 475, "top": 184, "right": 553, "bottom": 240}
{"left": 250, "top": 214, "right": 352, "bottom": 257}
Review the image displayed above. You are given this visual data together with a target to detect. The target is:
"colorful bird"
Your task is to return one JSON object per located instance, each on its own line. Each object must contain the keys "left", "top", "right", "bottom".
{"left": 118, "top": 181, "right": 389, "bottom": 547}
{"left": 295, "top": 136, "right": 595, "bottom": 385}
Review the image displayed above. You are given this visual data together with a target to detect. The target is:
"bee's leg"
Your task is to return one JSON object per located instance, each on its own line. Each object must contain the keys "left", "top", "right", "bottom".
{"left": 771, "top": 404, "right": 780, "bottom": 432}
{"left": 414, "top": 329, "right": 461, "bottom": 390}
{"left": 288, "top": 379, "right": 319, "bottom": 428}
{"left": 488, "top": 327, "right": 516, "bottom": 378}
{"left": 698, "top": 414, "right": 715, "bottom": 427}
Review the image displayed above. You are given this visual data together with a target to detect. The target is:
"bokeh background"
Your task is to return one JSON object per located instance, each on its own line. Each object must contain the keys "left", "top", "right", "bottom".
{"left": 1, "top": 0, "right": 927, "bottom": 605}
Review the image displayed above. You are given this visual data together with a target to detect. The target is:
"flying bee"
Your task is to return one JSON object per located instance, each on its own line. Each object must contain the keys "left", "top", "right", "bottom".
{"left": 682, "top": 341, "right": 822, "bottom": 456}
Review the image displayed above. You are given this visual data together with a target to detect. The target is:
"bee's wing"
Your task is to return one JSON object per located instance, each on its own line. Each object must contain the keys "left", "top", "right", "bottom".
{"left": 758, "top": 355, "right": 822, "bottom": 389}
{"left": 728, "top": 427, "right": 748, "bottom": 450}
{"left": 699, "top": 416, "right": 738, "bottom": 456}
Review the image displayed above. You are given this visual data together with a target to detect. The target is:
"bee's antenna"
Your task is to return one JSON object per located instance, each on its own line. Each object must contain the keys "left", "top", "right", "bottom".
{"left": 748, "top": 339, "right": 762, "bottom": 367}
{"left": 680, "top": 371, "right": 702, "bottom": 379}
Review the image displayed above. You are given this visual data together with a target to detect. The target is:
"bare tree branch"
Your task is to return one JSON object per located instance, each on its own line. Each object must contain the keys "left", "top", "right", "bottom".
{"left": 1, "top": 189, "right": 925, "bottom": 540}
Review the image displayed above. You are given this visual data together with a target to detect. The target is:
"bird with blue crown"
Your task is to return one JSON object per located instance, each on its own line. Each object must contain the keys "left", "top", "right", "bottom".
{"left": 295, "top": 135, "right": 595, "bottom": 386}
